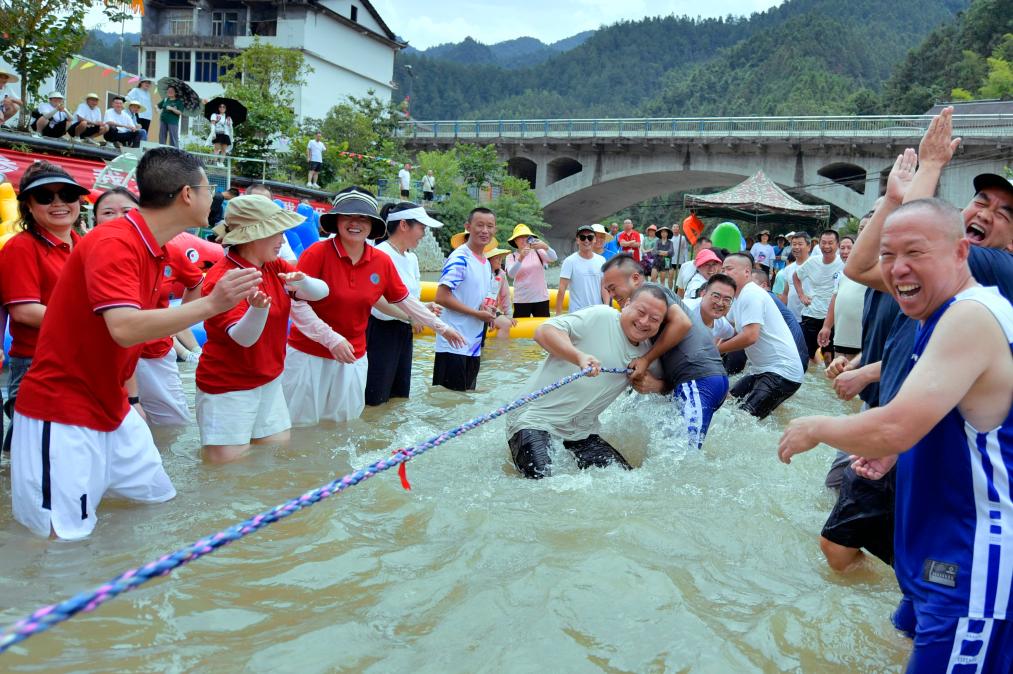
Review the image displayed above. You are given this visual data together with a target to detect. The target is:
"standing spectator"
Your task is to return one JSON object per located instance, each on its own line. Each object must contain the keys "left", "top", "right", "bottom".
{"left": 197, "top": 196, "right": 329, "bottom": 462}
{"left": 617, "top": 218, "right": 642, "bottom": 261}
{"left": 126, "top": 78, "right": 153, "bottom": 136}
{"left": 651, "top": 226, "right": 676, "bottom": 288}
{"left": 432, "top": 207, "right": 497, "bottom": 391}
{"left": 306, "top": 132, "right": 325, "bottom": 188}
{"left": 779, "top": 232, "right": 811, "bottom": 319}
{"left": 591, "top": 223, "right": 611, "bottom": 256}
{"left": 126, "top": 101, "right": 149, "bottom": 144}
{"left": 557, "top": 225, "right": 607, "bottom": 315}
{"left": 818, "top": 235, "right": 863, "bottom": 360}
{"left": 684, "top": 248, "right": 723, "bottom": 300}
{"left": 0, "top": 68, "right": 23, "bottom": 125}
{"left": 421, "top": 170, "right": 436, "bottom": 202}
{"left": 104, "top": 96, "right": 141, "bottom": 149}
{"left": 70, "top": 93, "right": 108, "bottom": 144}
{"left": 601, "top": 223, "right": 621, "bottom": 260}
{"left": 794, "top": 229, "right": 843, "bottom": 365}
{"left": 640, "top": 224, "right": 657, "bottom": 275}
{"left": 505, "top": 223, "right": 557, "bottom": 318}
{"left": 397, "top": 163, "right": 412, "bottom": 199}
{"left": 208, "top": 103, "right": 233, "bottom": 157}
{"left": 750, "top": 230, "right": 776, "bottom": 272}
{"left": 31, "top": 91, "right": 70, "bottom": 139}
{"left": 670, "top": 227, "right": 692, "bottom": 268}
{"left": 718, "top": 252, "right": 805, "bottom": 418}
{"left": 157, "top": 86, "right": 182, "bottom": 147}
{"left": 675, "top": 236, "right": 712, "bottom": 297}
{"left": 365, "top": 201, "right": 445, "bottom": 406}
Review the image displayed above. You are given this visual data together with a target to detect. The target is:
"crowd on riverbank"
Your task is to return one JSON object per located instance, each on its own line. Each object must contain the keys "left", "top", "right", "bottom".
{"left": 0, "top": 107, "right": 1010, "bottom": 672}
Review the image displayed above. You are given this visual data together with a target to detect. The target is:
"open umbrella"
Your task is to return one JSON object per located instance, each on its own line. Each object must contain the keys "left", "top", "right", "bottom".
{"left": 203, "top": 97, "right": 247, "bottom": 126}
{"left": 156, "top": 76, "right": 202, "bottom": 117}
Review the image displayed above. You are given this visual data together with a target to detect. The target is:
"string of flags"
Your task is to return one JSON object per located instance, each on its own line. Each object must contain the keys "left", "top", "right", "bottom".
{"left": 336, "top": 150, "right": 406, "bottom": 169}
{"left": 67, "top": 57, "right": 141, "bottom": 83}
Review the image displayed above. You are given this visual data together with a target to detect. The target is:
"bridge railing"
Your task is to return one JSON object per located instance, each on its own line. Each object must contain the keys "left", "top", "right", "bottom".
{"left": 399, "top": 115, "right": 1013, "bottom": 140}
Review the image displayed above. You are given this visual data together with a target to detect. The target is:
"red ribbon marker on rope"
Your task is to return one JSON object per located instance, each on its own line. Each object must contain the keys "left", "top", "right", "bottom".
{"left": 392, "top": 450, "right": 411, "bottom": 490}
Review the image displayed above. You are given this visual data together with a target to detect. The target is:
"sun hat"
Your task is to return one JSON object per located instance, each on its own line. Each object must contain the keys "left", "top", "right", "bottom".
{"left": 85, "top": 92, "right": 100, "bottom": 101}
{"left": 655, "top": 226, "right": 673, "bottom": 238}
{"left": 211, "top": 194, "right": 305, "bottom": 246}
{"left": 590, "top": 223, "right": 613, "bottom": 242}
{"left": 127, "top": 100, "right": 147, "bottom": 113}
{"left": 646, "top": 224, "right": 658, "bottom": 232}
{"left": 47, "top": 91, "right": 64, "bottom": 100}
{"left": 0, "top": 69, "right": 18, "bottom": 83}
{"left": 320, "top": 187, "right": 385, "bottom": 239}
{"left": 694, "top": 248, "right": 722, "bottom": 267}
{"left": 972, "top": 173, "right": 1013, "bottom": 198}
{"left": 758, "top": 229, "right": 771, "bottom": 237}
{"left": 485, "top": 247, "right": 511, "bottom": 259}
{"left": 507, "top": 222, "right": 535, "bottom": 246}
{"left": 17, "top": 169, "right": 89, "bottom": 202}
{"left": 450, "top": 231, "right": 500, "bottom": 250}
{"left": 385, "top": 202, "right": 443, "bottom": 228}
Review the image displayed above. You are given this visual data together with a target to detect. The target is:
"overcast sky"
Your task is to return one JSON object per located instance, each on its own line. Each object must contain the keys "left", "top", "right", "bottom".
{"left": 86, "top": 1, "right": 784, "bottom": 47}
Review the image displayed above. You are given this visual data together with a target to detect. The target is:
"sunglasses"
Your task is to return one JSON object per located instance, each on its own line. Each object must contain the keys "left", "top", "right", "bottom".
{"left": 31, "top": 187, "right": 82, "bottom": 205}
{"left": 577, "top": 233, "right": 595, "bottom": 241}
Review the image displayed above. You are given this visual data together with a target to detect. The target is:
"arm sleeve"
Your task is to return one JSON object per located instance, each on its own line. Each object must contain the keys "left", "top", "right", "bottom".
{"left": 227, "top": 305, "right": 269, "bottom": 347}
{"left": 506, "top": 254, "right": 523, "bottom": 278}
{"left": 289, "top": 300, "right": 347, "bottom": 351}
{"left": 395, "top": 295, "right": 452, "bottom": 334}
{"left": 288, "top": 275, "right": 328, "bottom": 301}
{"left": 542, "top": 247, "right": 558, "bottom": 263}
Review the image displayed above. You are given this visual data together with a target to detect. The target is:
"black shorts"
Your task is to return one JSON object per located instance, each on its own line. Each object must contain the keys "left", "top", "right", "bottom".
{"left": 400, "top": 188, "right": 410, "bottom": 198}
{"left": 729, "top": 371, "right": 802, "bottom": 418}
{"left": 308, "top": 161, "right": 323, "bottom": 172}
{"left": 821, "top": 467, "right": 895, "bottom": 565}
{"left": 364, "top": 316, "right": 413, "bottom": 406}
{"left": 423, "top": 190, "right": 434, "bottom": 201}
{"left": 34, "top": 117, "right": 68, "bottom": 138}
{"left": 722, "top": 350, "right": 747, "bottom": 375}
{"left": 432, "top": 351, "right": 480, "bottom": 391}
{"left": 212, "top": 133, "right": 231, "bottom": 145}
{"left": 512, "top": 300, "right": 550, "bottom": 318}
{"left": 833, "top": 344, "right": 861, "bottom": 357}
{"left": 800, "top": 316, "right": 828, "bottom": 360}
{"left": 77, "top": 123, "right": 103, "bottom": 138}
{"left": 508, "top": 429, "right": 632, "bottom": 479}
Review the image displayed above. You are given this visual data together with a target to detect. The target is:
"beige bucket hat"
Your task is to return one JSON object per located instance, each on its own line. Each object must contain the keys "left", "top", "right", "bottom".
{"left": 212, "top": 194, "right": 305, "bottom": 246}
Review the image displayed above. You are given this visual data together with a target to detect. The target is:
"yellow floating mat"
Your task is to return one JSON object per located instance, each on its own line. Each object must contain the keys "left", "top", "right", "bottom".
{"left": 419, "top": 281, "right": 569, "bottom": 310}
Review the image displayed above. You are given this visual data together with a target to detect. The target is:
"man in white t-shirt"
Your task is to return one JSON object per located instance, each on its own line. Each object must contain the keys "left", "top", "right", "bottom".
{"left": 793, "top": 229, "right": 843, "bottom": 365}
{"left": 557, "top": 224, "right": 607, "bottom": 314}
{"left": 718, "top": 252, "right": 805, "bottom": 418}
{"left": 103, "top": 96, "right": 141, "bottom": 148}
{"left": 71, "top": 92, "right": 108, "bottom": 143}
{"left": 306, "top": 132, "right": 325, "bottom": 188}
{"left": 676, "top": 236, "right": 712, "bottom": 297}
{"left": 32, "top": 91, "right": 71, "bottom": 138}
{"left": 818, "top": 235, "right": 863, "bottom": 360}
{"left": 397, "top": 163, "right": 412, "bottom": 199}
{"left": 433, "top": 207, "right": 497, "bottom": 391}
{"left": 779, "top": 232, "right": 812, "bottom": 318}
{"left": 506, "top": 286, "right": 668, "bottom": 478}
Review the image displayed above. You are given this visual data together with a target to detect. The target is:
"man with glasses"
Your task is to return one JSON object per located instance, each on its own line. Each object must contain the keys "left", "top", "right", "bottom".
{"left": 683, "top": 274, "right": 736, "bottom": 341}
{"left": 9, "top": 147, "right": 262, "bottom": 540}
{"left": 557, "top": 224, "right": 607, "bottom": 315}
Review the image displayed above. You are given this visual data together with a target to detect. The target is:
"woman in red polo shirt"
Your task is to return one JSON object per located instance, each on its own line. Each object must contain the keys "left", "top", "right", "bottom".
{"left": 0, "top": 161, "right": 88, "bottom": 442}
{"left": 284, "top": 187, "right": 465, "bottom": 426}
{"left": 196, "top": 195, "right": 329, "bottom": 463}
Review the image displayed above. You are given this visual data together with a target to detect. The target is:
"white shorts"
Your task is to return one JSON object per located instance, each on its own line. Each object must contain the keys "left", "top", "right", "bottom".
{"left": 135, "top": 350, "right": 190, "bottom": 426}
{"left": 282, "top": 346, "right": 367, "bottom": 426}
{"left": 195, "top": 375, "right": 290, "bottom": 446}
{"left": 11, "top": 409, "right": 176, "bottom": 540}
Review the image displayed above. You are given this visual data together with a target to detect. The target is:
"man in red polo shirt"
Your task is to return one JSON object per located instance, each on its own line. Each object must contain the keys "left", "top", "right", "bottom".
{"left": 617, "top": 218, "right": 642, "bottom": 262}
{"left": 10, "top": 147, "right": 262, "bottom": 540}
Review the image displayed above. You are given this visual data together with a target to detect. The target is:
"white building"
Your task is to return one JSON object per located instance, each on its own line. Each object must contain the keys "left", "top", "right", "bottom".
{"left": 137, "top": 0, "right": 403, "bottom": 132}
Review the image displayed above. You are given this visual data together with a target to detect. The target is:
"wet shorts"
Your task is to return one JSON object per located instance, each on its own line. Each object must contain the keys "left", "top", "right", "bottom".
{"left": 673, "top": 374, "right": 728, "bottom": 448}
{"left": 508, "top": 429, "right": 632, "bottom": 479}
{"left": 282, "top": 347, "right": 368, "bottom": 425}
{"left": 821, "top": 466, "right": 895, "bottom": 565}
{"left": 432, "top": 352, "right": 481, "bottom": 392}
{"left": 196, "top": 375, "right": 290, "bottom": 446}
{"left": 135, "top": 349, "right": 190, "bottom": 426}
{"left": 905, "top": 608, "right": 1013, "bottom": 674}
{"left": 728, "top": 371, "right": 802, "bottom": 419}
{"left": 10, "top": 408, "right": 176, "bottom": 540}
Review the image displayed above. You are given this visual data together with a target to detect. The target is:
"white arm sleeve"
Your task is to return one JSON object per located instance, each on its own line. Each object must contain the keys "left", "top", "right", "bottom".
{"left": 285, "top": 275, "right": 329, "bottom": 301}
{"left": 395, "top": 295, "right": 451, "bottom": 334}
{"left": 289, "top": 300, "right": 347, "bottom": 351}
{"left": 227, "top": 305, "right": 269, "bottom": 348}
{"left": 543, "top": 247, "right": 558, "bottom": 263}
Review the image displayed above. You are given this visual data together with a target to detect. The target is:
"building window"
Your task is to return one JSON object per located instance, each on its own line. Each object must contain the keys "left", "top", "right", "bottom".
{"left": 144, "top": 51, "right": 156, "bottom": 78}
{"left": 169, "top": 50, "right": 191, "bottom": 81}
{"left": 212, "top": 11, "right": 240, "bottom": 37}
{"left": 167, "top": 10, "right": 193, "bottom": 36}
{"left": 194, "top": 51, "right": 235, "bottom": 83}
{"left": 350, "top": 5, "right": 358, "bottom": 22}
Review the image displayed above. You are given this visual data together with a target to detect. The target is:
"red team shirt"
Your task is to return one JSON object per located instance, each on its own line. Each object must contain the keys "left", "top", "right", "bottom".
{"left": 617, "top": 230, "right": 642, "bottom": 262}
{"left": 287, "top": 238, "right": 408, "bottom": 360}
{"left": 0, "top": 228, "right": 82, "bottom": 358}
{"left": 15, "top": 212, "right": 166, "bottom": 431}
{"left": 139, "top": 241, "right": 204, "bottom": 360}
{"left": 195, "top": 254, "right": 295, "bottom": 394}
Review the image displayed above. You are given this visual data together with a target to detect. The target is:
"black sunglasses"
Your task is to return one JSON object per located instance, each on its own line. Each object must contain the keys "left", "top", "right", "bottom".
{"left": 31, "top": 186, "right": 83, "bottom": 205}
{"left": 577, "top": 233, "right": 595, "bottom": 241}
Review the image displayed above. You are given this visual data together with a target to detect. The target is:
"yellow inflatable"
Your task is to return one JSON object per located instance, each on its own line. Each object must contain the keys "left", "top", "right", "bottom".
{"left": 417, "top": 316, "right": 546, "bottom": 339}
{"left": 0, "top": 182, "right": 20, "bottom": 248}
{"left": 419, "top": 281, "right": 569, "bottom": 310}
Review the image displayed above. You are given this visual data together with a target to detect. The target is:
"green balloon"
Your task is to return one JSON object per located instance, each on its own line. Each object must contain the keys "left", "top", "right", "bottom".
{"left": 711, "top": 222, "right": 743, "bottom": 252}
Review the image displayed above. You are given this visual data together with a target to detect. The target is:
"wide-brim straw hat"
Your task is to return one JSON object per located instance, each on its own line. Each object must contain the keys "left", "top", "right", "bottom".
{"left": 320, "top": 188, "right": 385, "bottom": 239}
{"left": 0, "top": 69, "right": 19, "bottom": 83}
{"left": 85, "top": 92, "right": 100, "bottom": 101}
{"left": 212, "top": 194, "right": 304, "bottom": 246}
{"left": 655, "top": 226, "right": 673, "bottom": 238}
{"left": 485, "top": 247, "right": 511, "bottom": 259}
{"left": 590, "top": 223, "right": 613, "bottom": 242}
{"left": 47, "top": 91, "right": 64, "bottom": 100}
{"left": 507, "top": 222, "right": 535, "bottom": 247}
{"left": 127, "top": 100, "right": 147, "bottom": 113}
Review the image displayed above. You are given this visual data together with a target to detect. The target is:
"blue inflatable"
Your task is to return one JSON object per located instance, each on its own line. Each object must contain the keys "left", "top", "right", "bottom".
{"left": 294, "top": 203, "right": 323, "bottom": 252}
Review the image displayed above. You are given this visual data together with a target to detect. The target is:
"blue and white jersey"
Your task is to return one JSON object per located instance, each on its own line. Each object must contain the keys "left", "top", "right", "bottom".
{"left": 436, "top": 246, "right": 492, "bottom": 357}
{"left": 895, "top": 285, "right": 1013, "bottom": 619}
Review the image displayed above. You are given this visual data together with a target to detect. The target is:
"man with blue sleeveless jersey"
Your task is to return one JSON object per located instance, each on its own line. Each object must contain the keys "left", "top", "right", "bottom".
{"left": 778, "top": 199, "right": 1013, "bottom": 673}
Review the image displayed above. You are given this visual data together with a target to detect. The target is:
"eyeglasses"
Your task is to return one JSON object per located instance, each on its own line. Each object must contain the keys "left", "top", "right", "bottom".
{"left": 577, "top": 233, "right": 595, "bottom": 242}
{"left": 169, "top": 184, "right": 216, "bottom": 199}
{"left": 708, "top": 292, "right": 734, "bottom": 306}
{"left": 31, "top": 187, "right": 82, "bottom": 205}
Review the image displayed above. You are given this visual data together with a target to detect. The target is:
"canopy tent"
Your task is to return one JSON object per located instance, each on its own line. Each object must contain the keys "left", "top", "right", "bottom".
{"left": 683, "top": 170, "right": 831, "bottom": 229}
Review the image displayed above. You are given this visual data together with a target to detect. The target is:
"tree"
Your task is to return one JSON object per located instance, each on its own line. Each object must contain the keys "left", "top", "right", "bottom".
{"left": 455, "top": 144, "right": 501, "bottom": 186}
{"left": 218, "top": 41, "right": 312, "bottom": 163}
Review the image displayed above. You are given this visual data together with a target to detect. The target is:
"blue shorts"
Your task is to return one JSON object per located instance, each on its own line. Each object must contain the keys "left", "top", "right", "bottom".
{"left": 906, "top": 607, "right": 1013, "bottom": 674}
{"left": 673, "top": 374, "right": 728, "bottom": 448}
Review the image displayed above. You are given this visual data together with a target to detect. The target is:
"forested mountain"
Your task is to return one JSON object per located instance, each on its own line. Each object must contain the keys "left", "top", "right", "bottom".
{"left": 81, "top": 30, "right": 140, "bottom": 73}
{"left": 405, "top": 32, "right": 594, "bottom": 69}
{"left": 395, "top": 0, "right": 970, "bottom": 120}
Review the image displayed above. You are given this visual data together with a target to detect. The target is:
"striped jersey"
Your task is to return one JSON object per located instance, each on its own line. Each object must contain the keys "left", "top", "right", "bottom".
{"left": 895, "top": 285, "right": 1013, "bottom": 619}
{"left": 436, "top": 245, "right": 492, "bottom": 357}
